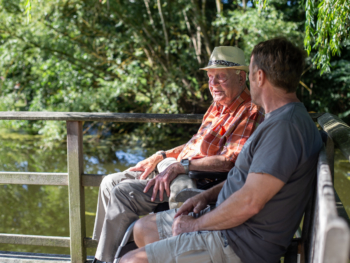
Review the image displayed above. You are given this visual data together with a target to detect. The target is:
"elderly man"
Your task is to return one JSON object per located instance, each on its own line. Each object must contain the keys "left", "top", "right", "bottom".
{"left": 122, "top": 38, "right": 323, "bottom": 263}
{"left": 92, "top": 46, "right": 264, "bottom": 263}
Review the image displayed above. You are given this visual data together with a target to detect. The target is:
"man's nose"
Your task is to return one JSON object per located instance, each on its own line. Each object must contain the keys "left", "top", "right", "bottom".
{"left": 209, "top": 77, "right": 220, "bottom": 86}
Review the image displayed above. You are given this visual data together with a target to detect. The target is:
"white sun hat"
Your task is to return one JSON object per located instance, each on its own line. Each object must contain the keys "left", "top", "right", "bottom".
{"left": 200, "top": 46, "right": 249, "bottom": 72}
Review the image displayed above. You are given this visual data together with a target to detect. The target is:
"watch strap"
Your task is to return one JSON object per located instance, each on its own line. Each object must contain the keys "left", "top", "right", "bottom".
{"left": 156, "top": 150, "right": 167, "bottom": 160}
{"left": 181, "top": 159, "right": 190, "bottom": 175}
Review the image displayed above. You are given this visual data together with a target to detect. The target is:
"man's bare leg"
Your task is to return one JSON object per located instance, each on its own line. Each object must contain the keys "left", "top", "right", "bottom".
{"left": 133, "top": 213, "right": 160, "bottom": 247}
{"left": 120, "top": 247, "right": 148, "bottom": 263}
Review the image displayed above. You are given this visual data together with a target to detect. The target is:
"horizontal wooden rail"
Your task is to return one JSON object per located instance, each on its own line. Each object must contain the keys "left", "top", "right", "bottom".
{"left": 0, "top": 172, "right": 68, "bottom": 185}
{"left": 82, "top": 174, "right": 105, "bottom": 187}
{"left": 0, "top": 234, "right": 70, "bottom": 247}
{"left": 0, "top": 111, "right": 324, "bottom": 123}
{"left": 0, "top": 234, "right": 98, "bottom": 249}
{"left": 0, "top": 173, "right": 104, "bottom": 186}
{"left": 84, "top": 238, "right": 98, "bottom": 248}
{"left": 0, "top": 112, "right": 203, "bottom": 123}
{"left": 318, "top": 113, "right": 350, "bottom": 162}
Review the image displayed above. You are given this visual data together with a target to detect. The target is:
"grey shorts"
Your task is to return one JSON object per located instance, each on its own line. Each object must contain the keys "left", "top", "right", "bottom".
{"left": 145, "top": 208, "right": 243, "bottom": 263}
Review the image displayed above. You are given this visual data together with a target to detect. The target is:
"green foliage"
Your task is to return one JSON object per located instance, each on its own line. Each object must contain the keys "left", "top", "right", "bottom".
{"left": 213, "top": 5, "right": 304, "bottom": 59}
{"left": 0, "top": 0, "right": 309, "bottom": 140}
{"left": 309, "top": 0, "right": 350, "bottom": 74}
{"left": 256, "top": 0, "right": 350, "bottom": 74}
{"left": 301, "top": 40, "right": 350, "bottom": 123}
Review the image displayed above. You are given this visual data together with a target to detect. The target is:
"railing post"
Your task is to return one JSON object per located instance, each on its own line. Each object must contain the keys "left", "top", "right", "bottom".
{"left": 67, "top": 121, "right": 86, "bottom": 263}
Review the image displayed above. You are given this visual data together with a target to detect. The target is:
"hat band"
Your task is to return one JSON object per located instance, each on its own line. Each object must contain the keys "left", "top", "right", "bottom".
{"left": 207, "top": 60, "right": 241, "bottom": 67}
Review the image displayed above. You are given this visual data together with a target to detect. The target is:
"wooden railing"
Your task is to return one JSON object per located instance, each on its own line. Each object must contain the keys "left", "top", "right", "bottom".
{"left": 0, "top": 112, "right": 202, "bottom": 263}
{"left": 0, "top": 111, "right": 349, "bottom": 263}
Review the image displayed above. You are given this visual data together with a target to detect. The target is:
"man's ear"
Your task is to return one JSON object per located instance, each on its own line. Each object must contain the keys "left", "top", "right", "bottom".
{"left": 240, "top": 71, "right": 246, "bottom": 84}
{"left": 258, "top": 69, "right": 266, "bottom": 87}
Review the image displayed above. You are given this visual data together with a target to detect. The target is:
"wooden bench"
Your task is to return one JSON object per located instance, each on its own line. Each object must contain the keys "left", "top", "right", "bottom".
{"left": 283, "top": 114, "right": 350, "bottom": 263}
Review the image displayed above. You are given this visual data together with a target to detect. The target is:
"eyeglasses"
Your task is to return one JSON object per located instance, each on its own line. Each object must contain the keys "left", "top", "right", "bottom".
{"left": 207, "top": 73, "right": 229, "bottom": 84}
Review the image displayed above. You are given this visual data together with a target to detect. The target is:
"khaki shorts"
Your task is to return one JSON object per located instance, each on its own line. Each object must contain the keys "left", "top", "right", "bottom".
{"left": 145, "top": 209, "right": 243, "bottom": 263}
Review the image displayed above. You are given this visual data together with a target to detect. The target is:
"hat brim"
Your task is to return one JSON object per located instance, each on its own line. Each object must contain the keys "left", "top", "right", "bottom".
{"left": 200, "top": 64, "right": 249, "bottom": 72}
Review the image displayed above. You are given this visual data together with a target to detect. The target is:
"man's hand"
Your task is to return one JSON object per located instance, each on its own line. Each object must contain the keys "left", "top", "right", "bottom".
{"left": 174, "top": 192, "right": 209, "bottom": 218}
{"left": 143, "top": 162, "right": 185, "bottom": 202}
{"left": 127, "top": 154, "right": 162, "bottom": 180}
{"left": 172, "top": 215, "right": 198, "bottom": 236}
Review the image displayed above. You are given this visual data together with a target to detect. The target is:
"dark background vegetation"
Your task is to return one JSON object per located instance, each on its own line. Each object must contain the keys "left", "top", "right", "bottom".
{"left": 0, "top": 0, "right": 349, "bottom": 145}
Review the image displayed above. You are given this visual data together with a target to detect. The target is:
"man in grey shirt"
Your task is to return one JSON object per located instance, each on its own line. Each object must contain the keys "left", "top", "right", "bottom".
{"left": 120, "top": 38, "right": 323, "bottom": 263}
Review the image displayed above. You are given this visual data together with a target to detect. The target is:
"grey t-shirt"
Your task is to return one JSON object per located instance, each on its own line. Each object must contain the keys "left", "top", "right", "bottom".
{"left": 216, "top": 102, "right": 322, "bottom": 263}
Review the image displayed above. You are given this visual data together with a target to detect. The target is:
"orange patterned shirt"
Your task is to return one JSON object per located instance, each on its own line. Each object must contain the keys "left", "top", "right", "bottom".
{"left": 177, "top": 88, "right": 264, "bottom": 163}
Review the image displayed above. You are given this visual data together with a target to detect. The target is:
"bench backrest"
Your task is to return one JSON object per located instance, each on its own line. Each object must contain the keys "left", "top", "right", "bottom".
{"left": 303, "top": 136, "right": 350, "bottom": 263}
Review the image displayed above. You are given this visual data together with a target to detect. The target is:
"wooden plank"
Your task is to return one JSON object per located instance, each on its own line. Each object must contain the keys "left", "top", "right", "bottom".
{"left": 323, "top": 218, "right": 350, "bottom": 262}
{"left": 82, "top": 174, "right": 105, "bottom": 187}
{"left": 84, "top": 238, "right": 98, "bottom": 248}
{"left": 0, "top": 112, "right": 203, "bottom": 123}
{"left": 66, "top": 122, "right": 86, "bottom": 263}
{"left": 0, "top": 111, "right": 323, "bottom": 125}
{"left": 0, "top": 172, "right": 68, "bottom": 185}
{"left": 309, "top": 147, "right": 350, "bottom": 263}
{"left": 0, "top": 234, "right": 70, "bottom": 247}
{"left": 0, "top": 251, "right": 95, "bottom": 263}
{"left": 0, "top": 111, "right": 321, "bottom": 123}
{"left": 318, "top": 113, "right": 350, "bottom": 162}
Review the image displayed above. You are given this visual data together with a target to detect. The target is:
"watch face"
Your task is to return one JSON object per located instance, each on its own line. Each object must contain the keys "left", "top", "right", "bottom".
{"left": 181, "top": 159, "right": 189, "bottom": 166}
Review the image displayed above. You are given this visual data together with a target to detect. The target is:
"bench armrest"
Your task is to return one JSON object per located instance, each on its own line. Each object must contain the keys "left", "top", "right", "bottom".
{"left": 175, "top": 188, "right": 204, "bottom": 203}
{"left": 188, "top": 171, "right": 228, "bottom": 180}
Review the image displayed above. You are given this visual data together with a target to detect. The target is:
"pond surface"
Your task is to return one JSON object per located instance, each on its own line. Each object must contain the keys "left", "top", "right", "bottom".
{"left": 0, "top": 130, "right": 188, "bottom": 256}
{"left": 0, "top": 130, "right": 349, "bottom": 257}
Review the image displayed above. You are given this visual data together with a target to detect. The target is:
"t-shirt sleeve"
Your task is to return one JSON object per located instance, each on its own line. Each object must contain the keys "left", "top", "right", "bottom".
{"left": 248, "top": 121, "right": 302, "bottom": 183}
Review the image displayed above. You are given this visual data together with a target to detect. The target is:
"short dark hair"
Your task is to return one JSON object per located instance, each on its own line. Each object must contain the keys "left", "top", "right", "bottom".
{"left": 251, "top": 37, "right": 305, "bottom": 93}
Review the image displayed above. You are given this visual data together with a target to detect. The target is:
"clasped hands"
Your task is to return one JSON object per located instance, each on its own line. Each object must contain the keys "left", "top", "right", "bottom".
{"left": 128, "top": 156, "right": 208, "bottom": 237}
{"left": 172, "top": 193, "right": 209, "bottom": 236}
{"left": 128, "top": 156, "right": 186, "bottom": 202}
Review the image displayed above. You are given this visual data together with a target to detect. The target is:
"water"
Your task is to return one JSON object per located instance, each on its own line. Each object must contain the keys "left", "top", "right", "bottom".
{"left": 0, "top": 130, "right": 188, "bottom": 256}
{"left": 0, "top": 130, "right": 349, "bottom": 257}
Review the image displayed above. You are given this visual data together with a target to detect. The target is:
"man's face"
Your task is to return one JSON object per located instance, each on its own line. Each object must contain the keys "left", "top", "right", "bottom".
{"left": 207, "top": 68, "right": 244, "bottom": 107}
{"left": 249, "top": 56, "right": 260, "bottom": 105}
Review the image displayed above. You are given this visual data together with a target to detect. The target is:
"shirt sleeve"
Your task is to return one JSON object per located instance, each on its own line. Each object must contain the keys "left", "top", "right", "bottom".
{"left": 220, "top": 104, "right": 264, "bottom": 163}
{"left": 248, "top": 121, "right": 302, "bottom": 183}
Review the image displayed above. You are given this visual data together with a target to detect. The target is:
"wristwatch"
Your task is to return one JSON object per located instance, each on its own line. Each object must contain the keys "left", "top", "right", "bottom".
{"left": 180, "top": 159, "right": 190, "bottom": 175}
{"left": 156, "top": 150, "right": 166, "bottom": 160}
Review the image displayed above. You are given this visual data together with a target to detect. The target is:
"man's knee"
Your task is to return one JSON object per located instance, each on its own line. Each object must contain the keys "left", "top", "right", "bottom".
{"left": 100, "top": 171, "right": 137, "bottom": 194}
{"left": 110, "top": 181, "right": 131, "bottom": 199}
{"left": 100, "top": 172, "right": 123, "bottom": 190}
{"left": 100, "top": 175, "right": 117, "bottom": 197}
{"left": 134, "top": 214, "right": 158, "bottom": 247}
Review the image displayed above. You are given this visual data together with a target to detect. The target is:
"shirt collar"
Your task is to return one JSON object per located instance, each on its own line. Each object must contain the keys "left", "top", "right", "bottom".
{"left": 212, "top": 87, "right": 252, "bottom": 115}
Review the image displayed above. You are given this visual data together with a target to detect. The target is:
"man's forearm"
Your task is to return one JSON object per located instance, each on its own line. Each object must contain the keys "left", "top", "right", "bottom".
{"left": 190, "top": 156, "right": 234, "bottom": 172}
{"left": 195, "top": 186, "right": 260, "bottom": 231}
{"left": 193, "top": 172, "right": 285, "bottom": 232}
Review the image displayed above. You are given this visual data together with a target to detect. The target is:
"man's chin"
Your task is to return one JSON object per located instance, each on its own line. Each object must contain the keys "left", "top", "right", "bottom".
{"left": 213, "top": 97, "right": 226, "bottom": 105}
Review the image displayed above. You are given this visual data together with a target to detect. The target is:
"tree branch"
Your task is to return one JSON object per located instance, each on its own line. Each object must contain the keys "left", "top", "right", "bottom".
{"left": 143, "top": 0, "right": 157, "bottom": 31}
{"left": 183, "top": 10, "right": 201, "bottom": 64}
{"left": 157, "top": 0, "right": 170, "bottom": 64}
{"left": 190, "top": 0, "right": 212, "bottom": 57}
